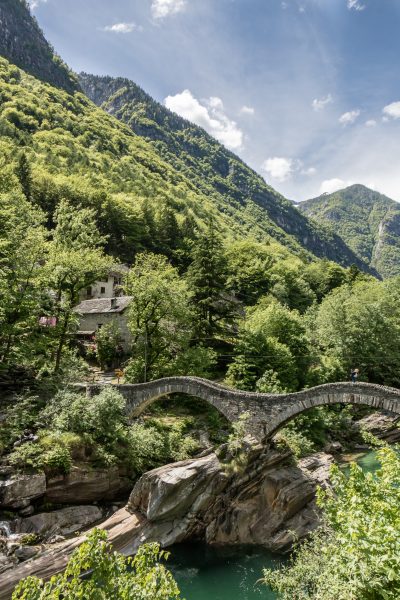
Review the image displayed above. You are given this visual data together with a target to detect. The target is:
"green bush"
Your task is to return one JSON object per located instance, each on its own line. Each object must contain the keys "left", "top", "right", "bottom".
{"left": 0, "top": 394, "right": 43, "bottom": 454}
{"left": 274, "top": 427, "right": 316, "bottom": 458}
{"left": 7, "top": 432, "right": 78, "bottom": 475}
{"left": 263, "top": 446, "right": 400, "bottom": 599}
{"left": 12, "top": 529, "right": 180, "bottom": 600}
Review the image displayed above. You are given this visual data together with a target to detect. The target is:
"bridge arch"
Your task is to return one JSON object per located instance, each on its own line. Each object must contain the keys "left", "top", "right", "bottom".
{"left": 262, "top": 385, "right": 400, "bottom": 438}
{"left": 82, "top": 378, "right": 400, "bottom": 441}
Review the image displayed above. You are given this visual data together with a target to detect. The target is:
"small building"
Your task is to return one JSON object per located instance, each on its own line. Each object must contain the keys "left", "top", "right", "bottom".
{"left": 74, "top": 296, "right": 133, "bottom": 351}
{"left": 79, "top": 266, "right": 129, "bottom": 302}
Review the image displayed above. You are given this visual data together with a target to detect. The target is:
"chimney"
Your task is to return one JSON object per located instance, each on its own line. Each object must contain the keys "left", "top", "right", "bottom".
{"left": 110, "top": 297, "right": 118, "bottom": 309}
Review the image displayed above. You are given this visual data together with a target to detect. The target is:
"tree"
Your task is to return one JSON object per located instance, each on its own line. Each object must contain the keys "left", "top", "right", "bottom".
{"left": 186, "top": 221, "right": 232, "bottom": 336}
{"left": 0, "top": 176, "right": 48, "bottom": 368}
{"left": 46, "top": 199, "right": 113, "bottom": 372}
{"left": 263, "top": 445, "right": 400, "bottom": 599}
{"left": 304, "top": 259, "right": 348, "bottom": 302}
{"left": 95, "top": 320, "right": 122, "bottom": 370}
{"left": 311, "top": 279, "right": 400, "bottom": 385}
{"left": 226, "top": 239, "right": 273, "bottom": 304}
{"left": 12, "top": 529, "right": 181, "bottom": 599}
{"left": 226, "top": 297, "right": 311, "bottom": 392}
{"left": 124, "top": 253, "right": 194, "bottom": 382}
{"left": 269, "top": 256, "right": 316, "bottom": 312}
{"left": 15, "top": 151, "right": 32, "bottom": 201}
{"left": 226, "top": 329, "right": 297, "bottom": 392}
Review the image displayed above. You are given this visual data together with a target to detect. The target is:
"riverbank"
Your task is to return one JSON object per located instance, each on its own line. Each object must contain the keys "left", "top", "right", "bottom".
{"left": 169, "top": 449, "right": 382, "bottom": 600}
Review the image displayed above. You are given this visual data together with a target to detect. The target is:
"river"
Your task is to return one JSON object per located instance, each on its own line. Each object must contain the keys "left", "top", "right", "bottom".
{"left": 169, "top": 450, "right": 379, "bottom": 600}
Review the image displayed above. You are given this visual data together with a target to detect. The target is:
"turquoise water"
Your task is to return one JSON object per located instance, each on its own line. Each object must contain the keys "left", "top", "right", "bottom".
{"left": 169, "top": 451, "right": 378, "bottom": 600}
{"left": 355, "top": 450, "right": 380, "bottom": 474}
{"left": 169, "top": 543, "right": 282, "bottom": 600}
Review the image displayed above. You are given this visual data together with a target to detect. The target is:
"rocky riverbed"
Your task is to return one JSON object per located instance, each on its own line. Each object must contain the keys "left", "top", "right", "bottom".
{"left": 0, "top": 437, "right": 333, "bottom": 597}
{"left": 0, "top": 409, "right": 397, "bottom": 597}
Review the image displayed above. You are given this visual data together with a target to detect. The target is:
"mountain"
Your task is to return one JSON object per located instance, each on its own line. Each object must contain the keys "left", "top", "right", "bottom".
{"left": 0, "top": 0, "right": 79, "bottom": 93}
{"left": 78, "top": 73, "right": 370, "bottom": 271}
{"left": 299, "top": 185, "right": 400, "bottom": 278}
{"left": 0, "top": 1, "right": 371, "bottom": 273}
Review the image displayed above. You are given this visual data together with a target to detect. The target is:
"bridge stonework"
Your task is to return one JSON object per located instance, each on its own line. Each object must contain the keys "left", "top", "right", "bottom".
{"left": 82, "top": 377, "right": 400, "bottom": 441}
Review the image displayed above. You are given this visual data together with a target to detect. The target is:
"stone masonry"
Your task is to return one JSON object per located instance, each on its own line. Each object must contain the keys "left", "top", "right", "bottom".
{"left": 81, "top": 377, "right": 400, "bottom": 441}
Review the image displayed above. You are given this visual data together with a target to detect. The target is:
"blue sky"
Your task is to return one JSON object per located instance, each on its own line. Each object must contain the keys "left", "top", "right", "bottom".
{"left": 30, "top": 0, "right": 400, "bottom": 201}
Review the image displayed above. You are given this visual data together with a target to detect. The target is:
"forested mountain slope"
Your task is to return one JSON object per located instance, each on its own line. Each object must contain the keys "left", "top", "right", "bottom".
{"left": 78, "top": 73, "right": 370, "bottom": 271}
{"left": 0, "top": 0, "right": 79, "bottom": 93}
{"left": 299, "top": 184, "right": 400, "bottom": 278}
{"left": 0, "top": 0, "right": 372, "bottom": 273}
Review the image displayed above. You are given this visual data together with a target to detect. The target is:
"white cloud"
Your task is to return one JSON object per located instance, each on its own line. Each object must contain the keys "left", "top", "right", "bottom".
{"left": 103, "top": 22, "right": 140, "bottom": 33}
{"left": 240, "top": 105, "right": 255, "bottom": 115}
{"left": 262, "top": 157, "right": 294, "bottom": 182}
{"left": 339, "top": 109, "right": 361, "bottom": 126}
{"left": 164, "top": 89, "right": 243, "bottom": 150}
{"left": 28, "top": 0, "right": 47, "bottom": 9}
{"left": 302, "top": 167, "right": 317, "bottom": 176}
{"left": 151, "top": 0, "right": 187, "bottom": 19}
{"left": 312, "top": 94, "right": 333, "bottom": 111}
{"left": 347, "top": 0, "right": 365, "bottom": 11}
{"left": 365, "top": 119, "right": 377, "bottom": 127}
{"left": 383, "top": 101, "right": 400, "bottom": 120}
{"left": 320, "top": 178, "right": 352, "bottom": 194}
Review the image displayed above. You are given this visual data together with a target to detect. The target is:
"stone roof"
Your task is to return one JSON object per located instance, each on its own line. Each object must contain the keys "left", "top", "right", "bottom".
{"left": 75, "top": 296, "right": 133, "bottom": 315}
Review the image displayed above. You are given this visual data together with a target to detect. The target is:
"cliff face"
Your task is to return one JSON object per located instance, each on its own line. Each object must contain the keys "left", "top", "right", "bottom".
{"left": 0, "top": 0, "right": 79, "bottom": 93}
{"left": 299, "top": 184, "right": 400, "bottom": 278}
{"left": 78, "top": 73, "right": 372, "bottom": 272}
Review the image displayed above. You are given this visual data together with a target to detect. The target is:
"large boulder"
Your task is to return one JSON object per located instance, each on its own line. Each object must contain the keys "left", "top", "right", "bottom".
{"left": 205, "top": 451, "right": 333, "bottom": 552}
{"left": 0, "top": 474, "right": 46, "bottom": 509}
{"left": 45, "top": 466, "right": 132, "bottom": 504}
{"left": 357, "top": 411, "right": 400, "bottom": 443}
{"left": 129, "top": 453, "right": 227, "bottom": 522}
{"left": 19, "top": 506, "right": 103, "bottom": 539}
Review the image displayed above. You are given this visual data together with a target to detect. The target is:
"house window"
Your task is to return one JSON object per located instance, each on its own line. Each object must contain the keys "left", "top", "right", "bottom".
{"left": 101, "top": 287, "right": 106, "bottom": 294}
{"left": 86, "top": 287, "right": 92, "bottom": 297}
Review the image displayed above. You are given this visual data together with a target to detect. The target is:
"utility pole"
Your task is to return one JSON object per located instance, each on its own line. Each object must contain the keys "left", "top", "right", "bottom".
{"left": 144, "top": 328, "right": 147, "bottom": 383}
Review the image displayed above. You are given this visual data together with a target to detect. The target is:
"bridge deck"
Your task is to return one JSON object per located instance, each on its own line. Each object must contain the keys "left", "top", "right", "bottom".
{"left": 80, "top": 377, "right": 400, "bottom": 441}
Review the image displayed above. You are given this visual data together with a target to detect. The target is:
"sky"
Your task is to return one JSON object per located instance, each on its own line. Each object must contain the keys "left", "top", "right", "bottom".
{"left": 30, "top": 0, "right": 400, "bottom": 201}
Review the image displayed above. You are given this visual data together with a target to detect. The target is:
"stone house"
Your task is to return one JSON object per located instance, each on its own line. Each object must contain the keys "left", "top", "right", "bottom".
{"left": 74, "top": 296, "right": 133, "bottom": 351}
{"left": 79, "top": 266, "right": 129, "bottom": 302}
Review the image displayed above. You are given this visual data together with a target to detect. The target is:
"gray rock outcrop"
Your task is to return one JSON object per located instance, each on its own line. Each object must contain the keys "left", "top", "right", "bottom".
{"left": 357, "top": 411, "right": 400, "bottom": 443}
{"left": 45, "top": 465, "right": 132, "bottom": 504}
{"left": 0, "top": 444, "right": 333, "bottom": 598}
{"left": 0, "top": 474, "right": 46, "bottom": 509}
{"left": 19, "top": 506, "right": 103, "bottom": 539}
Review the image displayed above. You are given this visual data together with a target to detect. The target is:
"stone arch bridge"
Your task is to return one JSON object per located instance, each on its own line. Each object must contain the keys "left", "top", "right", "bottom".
{"left": 82, "top": 377, "right": 400, "bottom": 441}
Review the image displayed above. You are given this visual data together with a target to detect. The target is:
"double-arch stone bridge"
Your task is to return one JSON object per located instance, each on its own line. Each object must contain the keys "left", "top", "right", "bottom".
{"left": 83, "top": 377, "right": 400, "bottom": 441}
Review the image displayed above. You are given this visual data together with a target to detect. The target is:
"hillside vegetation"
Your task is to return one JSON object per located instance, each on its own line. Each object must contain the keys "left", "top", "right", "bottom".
{"left": 78, "top": 72, "right": 370, "bottom": 271}
{"left": 299, "top": 184, "right": 400, "bottom": 278}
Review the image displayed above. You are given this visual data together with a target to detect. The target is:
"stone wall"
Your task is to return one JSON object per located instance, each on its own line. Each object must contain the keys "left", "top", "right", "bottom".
{"left": 78, "top": 313, "right": 132, "bottom": 351}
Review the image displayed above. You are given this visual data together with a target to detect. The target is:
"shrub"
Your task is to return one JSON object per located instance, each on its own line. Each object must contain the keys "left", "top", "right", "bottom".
{"left": 274, "top": 427, "right": 316, "bottom": 458}
{"left": 12, "top": 529, "right": 181, "bottom": 599}
{"left": 263, "top": 446, "right": 400, "bottom": 599}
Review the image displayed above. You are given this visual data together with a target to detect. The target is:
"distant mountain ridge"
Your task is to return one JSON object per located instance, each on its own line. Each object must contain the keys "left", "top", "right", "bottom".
{"left": 77, "top": 73, "right": 373, "bottom": 271}
{"left": 299, "top": 184, "right": 400, "bottom": 278}
{"left": 0, "top": 0, "right": 79, "bottom": 93}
